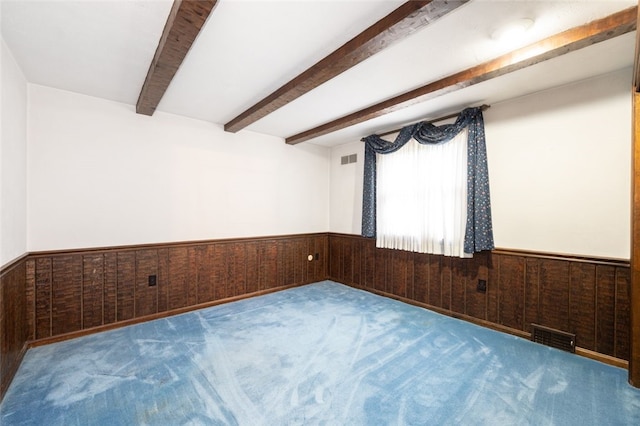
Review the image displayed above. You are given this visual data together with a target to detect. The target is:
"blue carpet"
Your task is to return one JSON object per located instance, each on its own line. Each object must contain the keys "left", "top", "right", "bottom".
{"left": 2, "top": 281, "right": 640, "bottom": 425}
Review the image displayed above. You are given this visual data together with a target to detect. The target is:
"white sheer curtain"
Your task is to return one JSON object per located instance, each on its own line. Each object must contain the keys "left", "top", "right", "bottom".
{"left": 375, "top": 127, "right": 470, "bottom": 257}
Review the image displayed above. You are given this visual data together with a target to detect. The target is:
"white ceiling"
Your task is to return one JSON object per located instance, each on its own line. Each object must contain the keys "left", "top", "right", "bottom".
{"left": 1, "top": 0, "right": 637, "bottom": 147}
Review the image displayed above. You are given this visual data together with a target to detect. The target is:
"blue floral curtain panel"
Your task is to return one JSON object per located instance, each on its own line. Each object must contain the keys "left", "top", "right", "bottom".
{"left": 361, "top": 107, "right": 494, "bottom": 255}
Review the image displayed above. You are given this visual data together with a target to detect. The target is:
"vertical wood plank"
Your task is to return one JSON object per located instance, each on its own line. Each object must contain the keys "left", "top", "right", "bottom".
{"left": 103, "top": 253, "right": 117, "bottom": 325}
{"left": 116, "top": 252, "right": 135, "bottom": 322}
{"left": 135, "top": 249, "right": 158, "bottom": 318}
{"left": 277, "top": 240, "right": 285, "bottom": 288}
{"left": 229, "top": 243, "right": 247, "bottom": 297}
{"left": 441, "top": 257, "right": 452, "bottom": 311}
{"left": 260, "top": 241, "right": 278, "bottom": 290}
{"left": 314, "top": 235, "right": 328, "bottom": 283}
{"left": 168, "top": 247, "right": 189, "bottom": 310}
{"left": 465, "top": 254, "right": 486, "bottom": 320}
{"left": 569, "top": 263, "right": 597, "bottom": 350}
{"left": 212, "top": 244, "right": 229, "bottom": 299}
{"left": 596, "top": 265, "right": 616, "bottom": 356}
{"left": 428, "top": 255, "right": 442, "bottom": 308}
{"left": 329, "top": 236, "right": 341, "bottom": 281}
{"left": 245, "top": 242, "right": 260, "bottom": 294}
{"left": 539, "top": 260, "right": 570, "bottom": 332}
{"left": 373, "top": 248, "right": 387, "bottom": 293}
{"left": 196, "top": 245, "right": 214, "bottom": 304}
{"left": 321, "top": 235, "right": 329, "bottom": 281}
{"left": 343, "top": 237, "right": 353, "bottom": 285}
{"left": 35, "top": 258, "right": 52, "bottom": 339}
{"left": 82, "top": 254, "right": 104, "bottom": 329}
{"left": 389, "top": 250, "right": 408, "bottom": 297}
{"left": 25, "top": 259, "right": 35, "bottom": 340}
{"left": 406, "top": 250, "right": 415, "bottom": 300}
{"left": 278, "top": 240, "right": 288, "bottom": 286}
{"left": 413, "top": 253, "right": 429, "bottom": 304}
{"left": 352, "top": 238, "right": 363, "bottom": 286}
{"left": 295, "top": 239, "right": 305, "bottom": 285}
{"left": 305, "top": 237, "right": 315, "bottom": 284}
{"left": 615, "top": 267, "right": 631, "bottom": 360}
{"left": 51, "top": 255, "right": 83, "bottom": 335}
{"left": 286, "top": 240, "right": 297, "bottom": 286}
{"left": 364, "top": 238, "right": 376, "bottom": 289}
{"left": 187, "top": 247, "right": 198, "bottom": 306}
{"left": 524, "top": 257, "right": 540, "bottom": 332}
{"left": 157, "top": 248, "right": 169, "bottom": 313}
{"left": 450, "top": 257, "right": 466, "bottom": 315}
{"left": 498, "top": 256, "right": 525, "bottom": 331}
{"left": 614, "top": 268, "right": 631, "bottom": 360}
{"left": 298, "top": 238, "right": 307, "bottom": 285}
{"left": 280, "top": 240, "right": 293, "bottom": 287}
{"left": 486, "top": 253, "right": 499, "bottom": 323}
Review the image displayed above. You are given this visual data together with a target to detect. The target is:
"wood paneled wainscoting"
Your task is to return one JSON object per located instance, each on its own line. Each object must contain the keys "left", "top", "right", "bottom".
{"left": 1, "top": 232, "right": 632, "bottom": 400}
{"left": 0, "top": 256, "right": 29, "bottom": 399}
{"left": 1, "top": 233, "right": 327, "bottom": 401}
{"left": 24, "top": 234, "right": 328, "bottom": 345}
{"left": 328, "top": 233, "right": 631, "bottom": 366}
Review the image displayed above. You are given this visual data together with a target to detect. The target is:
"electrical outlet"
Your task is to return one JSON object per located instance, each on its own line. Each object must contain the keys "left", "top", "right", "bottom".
{"left": 148, "top": 275, "right": 157, "bottom": 287}
{"left": 477, "top": 279, "right": 487, "bottom": 293}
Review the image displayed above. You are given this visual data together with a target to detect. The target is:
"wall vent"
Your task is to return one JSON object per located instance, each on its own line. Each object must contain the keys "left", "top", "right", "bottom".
{"left": 340, "top": 153, "right": 357, "bottom": 165}
{"left": 531, "top": 323, "right": 575, "bottom": 353}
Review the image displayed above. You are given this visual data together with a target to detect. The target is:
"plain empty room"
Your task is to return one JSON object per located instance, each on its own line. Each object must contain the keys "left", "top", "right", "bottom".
{"left": 2, "top": 0, "right": 640, "bottom": 424}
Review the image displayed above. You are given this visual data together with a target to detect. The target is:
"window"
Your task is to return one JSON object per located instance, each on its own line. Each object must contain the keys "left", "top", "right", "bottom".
{"left": 361, "top": 107, "right": 493, "bottom": 258}
{"left": 376, "top": 129, "right": 469, "bottom": 256}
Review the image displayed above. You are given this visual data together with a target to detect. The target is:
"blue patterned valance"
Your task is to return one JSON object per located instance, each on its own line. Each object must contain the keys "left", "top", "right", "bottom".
{"left": 361, "top": 107, "right": 494, "bottom": 254}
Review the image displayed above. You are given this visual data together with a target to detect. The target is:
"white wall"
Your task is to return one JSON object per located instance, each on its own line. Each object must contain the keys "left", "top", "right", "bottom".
{"left": 329, "top": 141, "right": 364, "bottom": 234}
{"left": 329, "top": 68, "right": 632, "bottom": 259}
{"left": 486, "top": 68, "right": 631, "bottom": 259}
{"left": 1, "top": 39, "right": 28, "bottom": 266}
{"left": 12, "top": 63, "right": 636, "bottom": 259}
{"left": 27, "top": 85, "right": 329, "bottom": 252}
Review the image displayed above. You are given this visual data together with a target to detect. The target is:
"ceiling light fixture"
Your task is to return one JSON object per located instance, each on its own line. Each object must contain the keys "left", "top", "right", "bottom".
{"left": 490, "top": 18, "right": 534, "bottom": 42}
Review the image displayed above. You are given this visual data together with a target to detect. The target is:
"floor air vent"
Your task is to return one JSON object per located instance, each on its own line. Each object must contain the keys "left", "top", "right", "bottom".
{"left": 531, "top": 324, "right": 576, "bottom": 353}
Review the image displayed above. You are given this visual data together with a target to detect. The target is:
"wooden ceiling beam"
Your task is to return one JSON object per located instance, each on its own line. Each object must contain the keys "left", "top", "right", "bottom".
{"left": 286, "top": 6, "right": 637, "bottom": 145}
{"left": 224, "top": 0, "right": 468, "bottom": 133}
{"left": 136, "top": 0, "right": 217, "bottom": 116}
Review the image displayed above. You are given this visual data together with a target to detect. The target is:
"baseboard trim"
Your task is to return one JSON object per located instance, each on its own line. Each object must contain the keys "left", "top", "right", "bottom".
{"left": 28, "top": 282, "right": 304, "bottom": 348}
{"left": 576, "top": 347, "right": 629, "bottom": 369}
{"left": 339, "top": 280, "right": 629, "bottom": 370}
{"left": 0, "top": 342, "right": 28, "bottom": 401}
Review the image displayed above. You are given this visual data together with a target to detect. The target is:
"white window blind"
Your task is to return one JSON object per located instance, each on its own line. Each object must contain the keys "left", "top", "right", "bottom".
{"left": 375, "top": 128, "right": 470, "bottom": 257}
